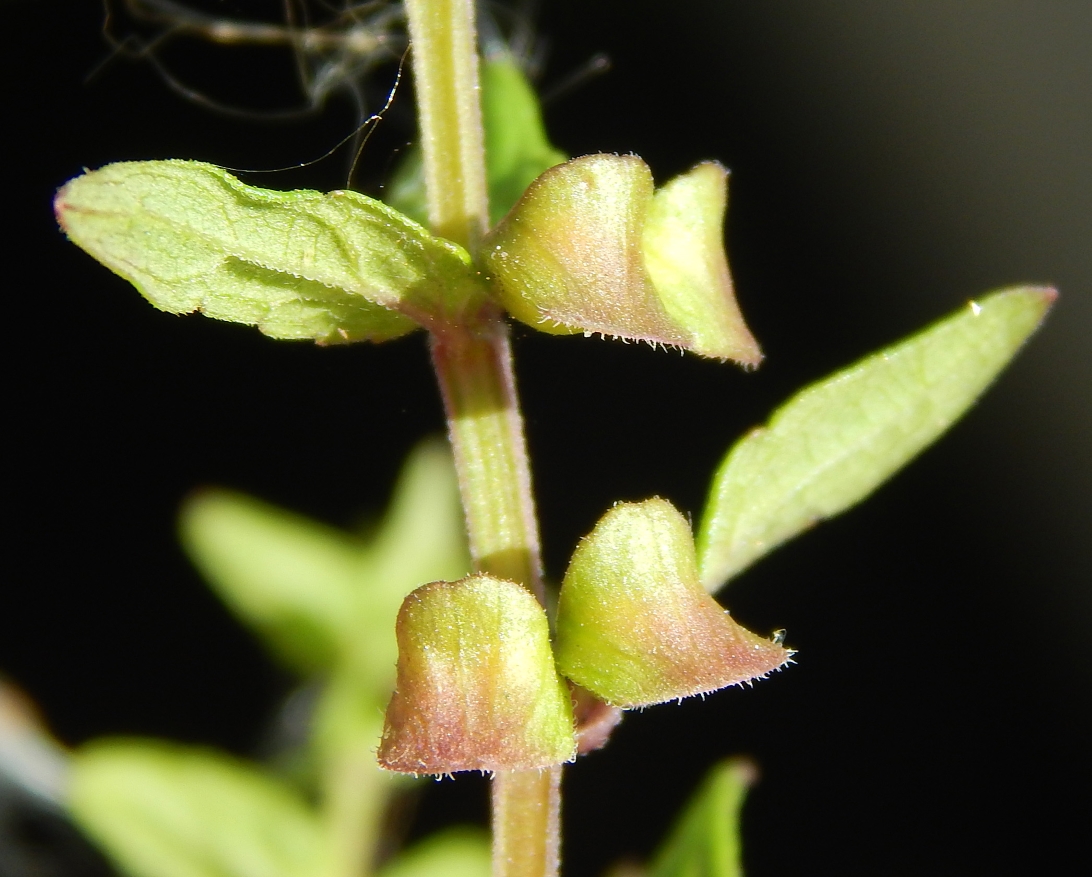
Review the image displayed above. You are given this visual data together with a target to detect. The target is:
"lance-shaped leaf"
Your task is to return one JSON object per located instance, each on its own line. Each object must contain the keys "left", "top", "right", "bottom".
{"left": 55, "top": 161, "right": 490, "bottom": 342}
{"left": 378, "top": 575, "right": 575, "bottom": 774}
{"left": 386, "top": 55, "right": 566, "bottom": 228}
{"left": 649, "top": 759, "right": 756, "bottom": 877}
{"left": 697, "top": 287, "right": 1056, "bottom": 592}
{"left": 482, "top": 155, "right": 761, "bottom": 363}
{"left": 555, "top": 499, "right": 790, "bottom": 709}
{"left": 69, "top": 739, "right": 326, "bottom": 877}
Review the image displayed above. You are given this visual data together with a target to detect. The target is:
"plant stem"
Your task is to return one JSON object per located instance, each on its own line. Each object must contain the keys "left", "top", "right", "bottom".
{"left": 430, "top": 322, "right": 544, "bottom": 603}
{"left": 404, "top": 2, "right": 559, "bottom": 876}
{"left": 492, "top": 768, "right": 562, "bottom": 877}
{"left": 404, "top": 0, "right": 488, "bottom": 252}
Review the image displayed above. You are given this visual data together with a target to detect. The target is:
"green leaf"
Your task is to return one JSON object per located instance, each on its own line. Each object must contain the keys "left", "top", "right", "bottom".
{"left": 697, "top": 287, "right": 1056, "bottom": 592}
{"left": 480, "top": 53, "right": 568, "bottom": 226}
{"left": 649, "top": 759, "right": 755, "bottom": 877}
{"left": 55, "top": 161, "right": 489, "bottom": 342}
{"left": 179, "top": 440, "right": 468, "bottom": 688}
{"left": 384, "top": 149, "right": 430, "bottom": 229}
{"left": 385, "top": 56, "right": 565, "bottom": 228}
{"left": 555, "top": 499, "right": 790, "bottom": 709}
{"left": 378, "top": 575, "right": 576, "bottom": 774}
{"left": 180, "top": 489, "right": 360, "bottom": 674}
{"left": 353, "top": 438, "right": 472, "bottom": 683}
{"left": 69, "top": 739, "right": 326, "bottom": 877}
{"left": 377, "top": 829, "right": 491, "bottom": 877}
{"left": 482, "top": 155, "right": 760, "bottom": 362}
{"left": 311, "top": 440, "right": 470, "bottom": 758}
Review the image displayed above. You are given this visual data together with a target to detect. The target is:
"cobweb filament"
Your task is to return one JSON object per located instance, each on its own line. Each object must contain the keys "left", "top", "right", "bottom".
{"left": 100, "top": 0, "right": 406, "bottom": 122}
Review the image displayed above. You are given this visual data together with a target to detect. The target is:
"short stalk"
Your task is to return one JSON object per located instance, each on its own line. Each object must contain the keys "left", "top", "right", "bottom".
{"left": 492, "top": 768, "right": 562, "bottom": 877}
{"left": 429, "top": 321, "right": 544, "bottom": 602}
{"left": 405, "top": 1, "right": 561, "bottom": 875}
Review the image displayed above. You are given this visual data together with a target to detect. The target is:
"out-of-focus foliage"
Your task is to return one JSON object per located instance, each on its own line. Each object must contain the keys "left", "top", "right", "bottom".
{"left": 70, "top": 740, "right": 327, "bottom": 877}
{"left": 67, "top": 441, "right": 470, "bottom": 877}
{"left": 648, "top": 759, "right": 754, "bottom": 877}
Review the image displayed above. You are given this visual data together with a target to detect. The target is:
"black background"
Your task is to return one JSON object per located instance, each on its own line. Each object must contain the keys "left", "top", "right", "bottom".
{"left": 5, "top": 2, "right": 1091, "bottom": 876}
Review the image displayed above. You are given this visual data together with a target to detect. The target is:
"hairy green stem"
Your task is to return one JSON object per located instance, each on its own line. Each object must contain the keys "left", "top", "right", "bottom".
{"left": 405, "top": 1, "right": 559, "bottom": 875}
{"left": 492, "top": 768, "right": 562, "bottom": 877}
{"left": 430, "top": 320, "right": 556, "bottom": 877}
{"left": 404, "top": 0, "right": 489, "bottom": 251}
{"left": 430, "top": 322, "right": 544, "bottom": 602}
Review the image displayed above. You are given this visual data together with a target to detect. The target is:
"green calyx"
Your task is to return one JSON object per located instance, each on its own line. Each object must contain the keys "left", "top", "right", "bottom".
{"left": 378, "top": 575, "right": 576, "bottom": 774}
{"left": 554, "top": 498, "right": 791, "bottom": 709}
{"left": 481, "top": 154, "right": 762, "bottom": 364}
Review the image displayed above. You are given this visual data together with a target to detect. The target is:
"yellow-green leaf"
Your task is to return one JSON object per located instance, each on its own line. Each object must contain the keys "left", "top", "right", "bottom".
{"left": 480, "top": 54, "right": 567, "bottom": 226}
{"left": 697, "top": 287, "right": 1056, "bottom": 591}
{"left": 180, "top": 489, "right": 359, "bottom": 674}
{"left": 55, "top": 161, "right": 489, "bottom": 342}
{"left": 377, "top": 829, "right": 491, "bottom": 877}
{"left": 69, "top": 739, "right": 326, "bottom": 877}
{"left": 649, "top": 759, "right": 755, "bottom": 877}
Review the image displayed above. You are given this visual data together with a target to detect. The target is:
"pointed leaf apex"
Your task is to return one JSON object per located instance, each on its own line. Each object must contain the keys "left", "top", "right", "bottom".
{"left": 697, "top": 285, "right": 1057, "bottom": 591}
{"left": 643, "top": 162, "right": 762, "bottom": 364}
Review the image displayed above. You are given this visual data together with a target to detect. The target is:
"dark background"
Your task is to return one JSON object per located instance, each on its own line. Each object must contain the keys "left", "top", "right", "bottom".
{"left": 5, "top": 1, "right": 1091, "bottom": 875}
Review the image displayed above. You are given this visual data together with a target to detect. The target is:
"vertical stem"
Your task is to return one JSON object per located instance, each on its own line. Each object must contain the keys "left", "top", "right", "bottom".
{"left": 492, "top": 768, "right": 562, "bottom": 877}
{"left": 404, "top": 3, "right": 560, "bottom": 876}
{"left": 404, "top": 0, "right": 489, "bottom": 251}
{"left": 430, "top": 322, "right": 544, "bottom": 603}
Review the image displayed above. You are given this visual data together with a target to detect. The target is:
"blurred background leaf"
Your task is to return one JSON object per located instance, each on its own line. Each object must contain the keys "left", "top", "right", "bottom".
{"left": 69, "top": 739, "right": 326, "bottom": 877}
{"left": 376, "top": 829, "right": 490, "bottom": 877}
{"left": 649, "top": 759, "right": 754, "bottom": 877}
